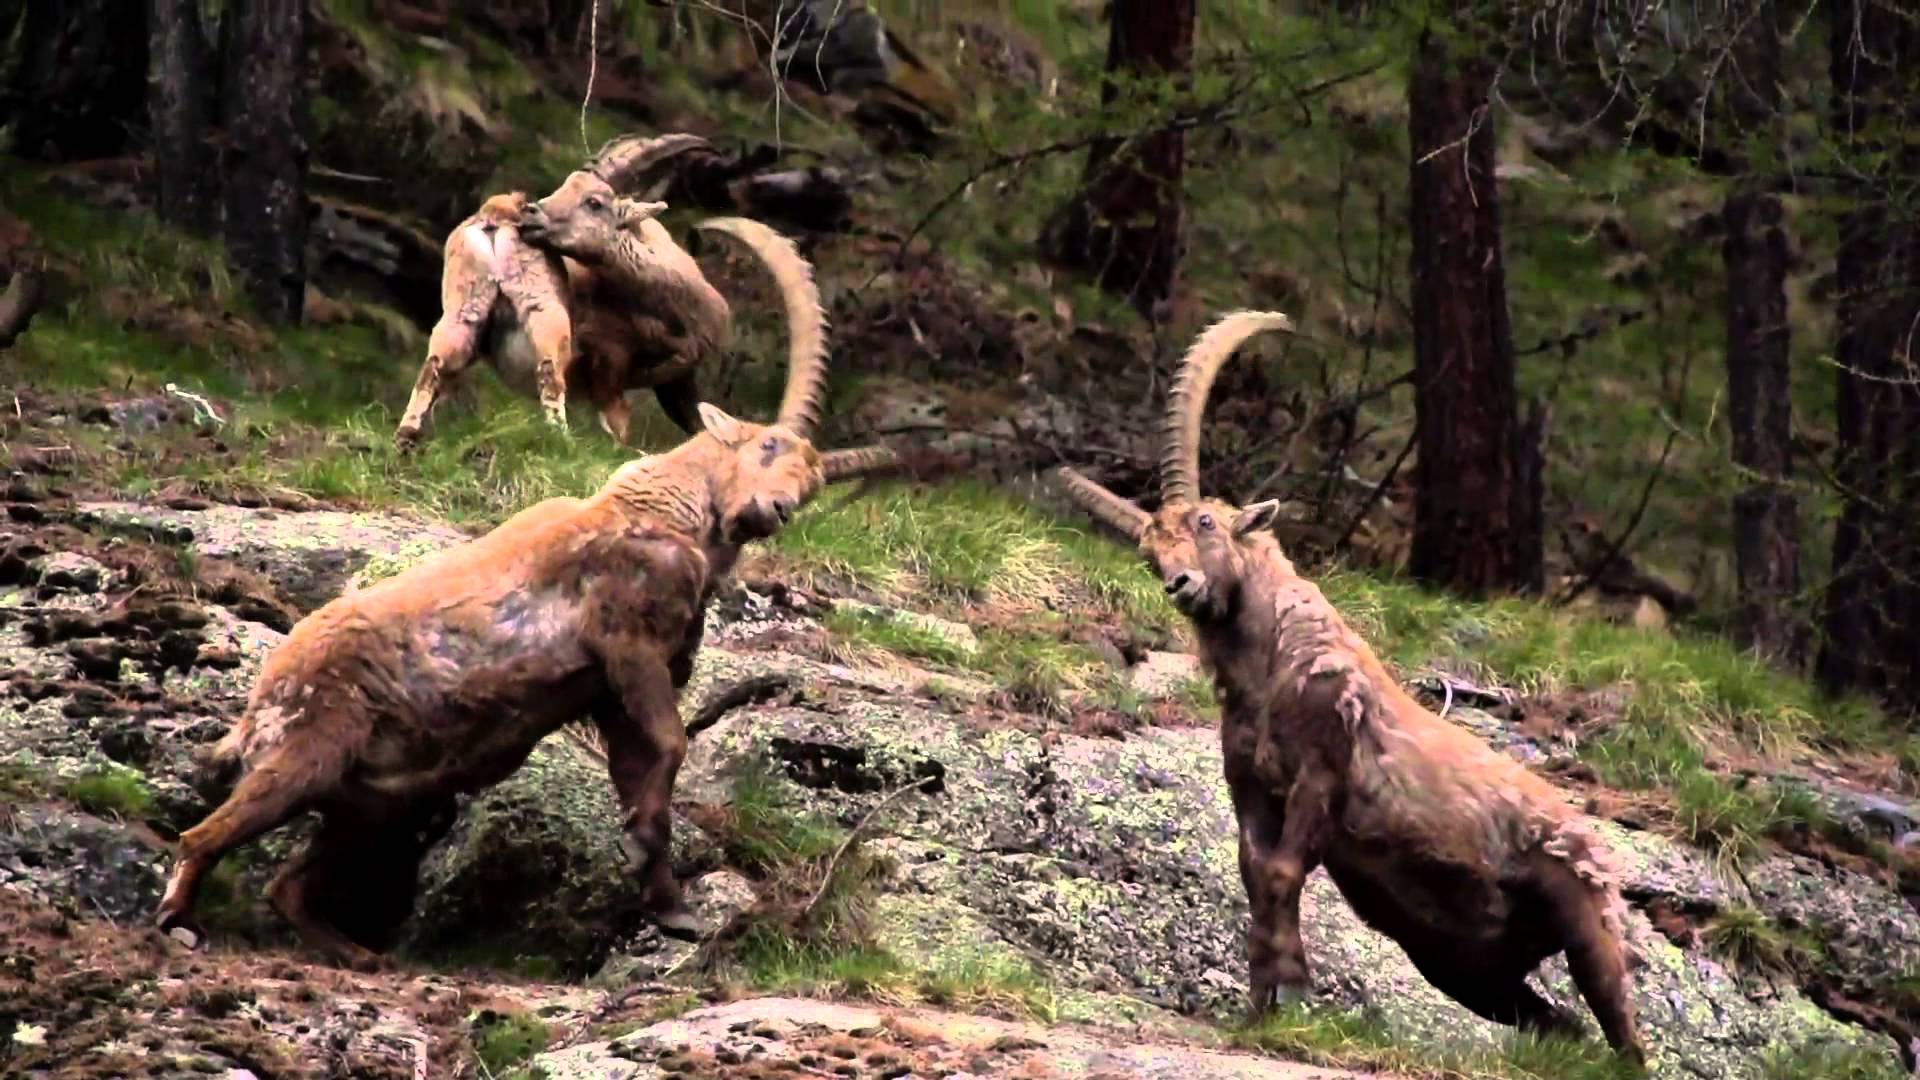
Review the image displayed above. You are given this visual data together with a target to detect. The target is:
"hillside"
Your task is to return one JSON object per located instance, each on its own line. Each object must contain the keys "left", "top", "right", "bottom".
{"left": 4, "top": 1, "right": 1919, "bottom": 1078}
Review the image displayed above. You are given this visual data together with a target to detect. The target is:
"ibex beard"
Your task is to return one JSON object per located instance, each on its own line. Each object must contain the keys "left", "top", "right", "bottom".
{"left": 1056, "top": 310, "right": 1647, "bottom": 1067}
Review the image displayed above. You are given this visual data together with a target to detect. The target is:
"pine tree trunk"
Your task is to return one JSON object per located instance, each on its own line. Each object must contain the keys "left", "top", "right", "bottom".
{"left": 1038, "top": 0, "right": 1194, "bottom": 320}
{"left": 1406, "top": 22, "right": 1539, "bottom": 596}
{"left": 221, "top": 0, "right": 310, "bottom": 324}
{"left": 148, "top": 0, "right": 218, "bottom": 232}
{"left": 1722, "top": 7, "right": 1800, "bottom": 662}
{"left": 4, "top": 0, "right": 148, "bottom": 161}
{"left": 1819, "top": 0, "right": 1920, "bottom": 718}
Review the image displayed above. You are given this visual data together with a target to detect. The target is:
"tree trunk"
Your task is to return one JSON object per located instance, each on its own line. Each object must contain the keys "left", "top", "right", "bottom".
{"left": 147, "top": 0, "right": 218, "bottom": 232}
{"left": 1722, "top": 7, "right": 1801, "bottom": 662}
{"left": 4, "top": 0, "right": 148, "bottom": 161}
{"left": 1406, "top": 22, "right": 1539, "bottom": 596}
{"left": 220, "top": 0, "right": 310, "bottom": 324}
{"left": 1819, "top": 0, "right": 1920, "bottom": 719}
{"left": 1038, "top": 0, "right": 1194, "bottom": 320}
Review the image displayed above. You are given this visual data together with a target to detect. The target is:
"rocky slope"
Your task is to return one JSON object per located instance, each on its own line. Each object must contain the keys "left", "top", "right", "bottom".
{"left": 2, "top": 485, "right": 1916, "bottom": 1078}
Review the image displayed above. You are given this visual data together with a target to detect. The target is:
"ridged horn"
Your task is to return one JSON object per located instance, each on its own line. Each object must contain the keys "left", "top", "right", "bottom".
{"left": 821, "top": 445, "right": 900, "bottom": 481}
{"left": 1161, "top": 310, "right": 1296, "bottom": 504}
{"left": 587, "top": 132, "right": 711, "bottom": 193}
{"left": 1057, "top": 467, "right": 1149, "bottom": 541}
{"left": 692, "top": 216, "right": 829, "bottom": 438}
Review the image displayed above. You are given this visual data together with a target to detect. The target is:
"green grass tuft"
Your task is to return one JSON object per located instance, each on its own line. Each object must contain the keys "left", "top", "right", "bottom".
{"left": 62, "top": 768, "right": 154, "bottom": 819}
{"left": 915, "top": 953, "right": 1060, "bottom": 1023}
{"left": 1702, "top": 906, "right": 1796, "bottom": 979}
{"left": 1229, "top": 1001, "right": 1645, "bottom": 1079}
{"left": 1760, "top": 1040, "right": 1908, "bottom": 1080}
{"left": 468, "top": 1009, "right": 550, "bottom": 1078}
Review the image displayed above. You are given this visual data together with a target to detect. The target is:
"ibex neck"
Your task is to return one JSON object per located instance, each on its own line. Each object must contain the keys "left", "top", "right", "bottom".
{"left": 595, "top": 437, "right": 727, "bottom": 539}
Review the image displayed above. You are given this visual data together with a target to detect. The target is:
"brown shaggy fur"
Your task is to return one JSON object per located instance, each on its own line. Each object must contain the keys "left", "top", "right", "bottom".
{"left": 395, "top": 133, "right": 814, "bottom": 448}
{"left": 160, "top": 294, "right": 899, "bottom": 969}
{"left": 1056, "top": 311, "right": 1647, "bottom": 1067}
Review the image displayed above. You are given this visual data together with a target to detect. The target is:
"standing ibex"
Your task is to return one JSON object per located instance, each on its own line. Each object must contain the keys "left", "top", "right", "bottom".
{"left": 157, "top": 317, "right": 899, "bottom": 970}
{"left": 395, "top": 133, "right": 806, "bottom": 448}
{"left": 1056, "top": 311, "right": 1647, "bottom": 1067}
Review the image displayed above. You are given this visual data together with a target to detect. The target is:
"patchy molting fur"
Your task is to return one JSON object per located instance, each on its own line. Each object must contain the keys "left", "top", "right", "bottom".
{"left": 395, "top": 132, "right": 824, "bottom": 449}
{"left": 1055, "top": 310, "right": 1647, "bottom": 1067}
{"left": 165, "top": 274, "right": 899, "bottom": 969}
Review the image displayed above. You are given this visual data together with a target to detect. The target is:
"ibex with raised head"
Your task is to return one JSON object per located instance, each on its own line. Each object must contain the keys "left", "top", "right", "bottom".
{"left": 1056, "top": 311, "right": 1646, "bottom": 1067}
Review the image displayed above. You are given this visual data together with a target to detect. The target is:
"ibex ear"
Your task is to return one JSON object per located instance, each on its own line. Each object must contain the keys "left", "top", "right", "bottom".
{"left": 697, "top": 402, "right": 747, "bottom": 446}
{"left": 617, "top": 199, "right": 668, "bottom": 231}
{"left": 1231, "top": 499, "right": 1281, "bottom": 538}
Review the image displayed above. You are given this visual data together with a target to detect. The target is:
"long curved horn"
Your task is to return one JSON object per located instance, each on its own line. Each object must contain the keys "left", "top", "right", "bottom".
{"left": 1160, "top": 310, "right": 1296, "bottom": 504}
{"left": 821, "top": 445, "right": 900, "bottom": 481}
{"left": 691, "top": 216, "right": 829, "bottom": 438}
{"left": 587, "top": 132, "right": 712, "bottom": 193}
{"left": 1057, "top": 467, "right": 1149, "bottom": 541}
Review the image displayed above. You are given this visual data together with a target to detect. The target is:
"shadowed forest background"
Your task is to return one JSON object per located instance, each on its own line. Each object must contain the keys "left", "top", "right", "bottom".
{"left": 8, "top": 1, "right": 1920, "bottom": 1076}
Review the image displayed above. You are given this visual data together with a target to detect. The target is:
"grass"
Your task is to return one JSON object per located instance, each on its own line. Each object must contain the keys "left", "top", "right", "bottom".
{"left": 1759, "top": 1041, "right": 1908, "bottom": 1080}
{"left": 1228, "top": 1003, "right": 1644, "bottom": 1079}
{"left": 61, "top": 767, "right": 154, "bottom": 819}
{"left": 468, "top": 1009, "right": 551, "bottom": 1079}
{"left": 772, "top": 480, "right": 1175, "bottom": 633}
{"left": 1701, "top": 906, "right": 1800, "bottom": 980}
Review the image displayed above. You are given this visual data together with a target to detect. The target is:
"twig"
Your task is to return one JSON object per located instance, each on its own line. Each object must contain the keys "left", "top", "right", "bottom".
{"left": 687, "top": 673, "right": 793, "bottom": 738}
{"left": 1331, "top": 423, "right": 1416, "bottom": 554}
{"left": 801, "top": 776, "right": 933, "bottom": 919}
{"left": 1554, "top": 424, "right": 1681, "bottom": 607}
{"left": 580, "top": 0, "right": 600, "bottom": 154}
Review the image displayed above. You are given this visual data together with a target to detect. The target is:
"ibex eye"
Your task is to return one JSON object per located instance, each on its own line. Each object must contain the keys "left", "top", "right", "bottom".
{"left": 586, "top": 198, "right": 603, "bottom": 210}
{"left": 1198, "top": 513, "right": 1215, "bottom": 531}
{"left": 760, "top": 436, "right": 778, "bottom": 452}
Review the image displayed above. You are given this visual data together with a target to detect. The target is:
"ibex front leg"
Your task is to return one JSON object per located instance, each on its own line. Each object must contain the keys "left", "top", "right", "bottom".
{"left": 590, "top": 650, "right": 695, "bottom": 938}
{"left": 1235, "top": 769, "right": 1333, "bottom": 1016}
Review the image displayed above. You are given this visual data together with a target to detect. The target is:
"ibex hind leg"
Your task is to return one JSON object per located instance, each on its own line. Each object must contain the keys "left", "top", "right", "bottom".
{"left": 156, "top": 744, "right": 333, "bottom": 939}
{"left": 305, "top": 794, "right": 458, "bottom": 954}
{"left": 267, "top": 807, "right": 397, "bottom": 973}
{"left": 1404, "top": 949, "right": 1584, "bottom": 1039}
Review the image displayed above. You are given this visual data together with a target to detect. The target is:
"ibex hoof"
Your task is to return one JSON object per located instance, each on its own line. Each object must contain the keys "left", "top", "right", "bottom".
{"left": 393, "top": 427, "right": 422, "bottom": 453}
{"left": 1253, "top": 982, "right": 1309, "bottom": 1015}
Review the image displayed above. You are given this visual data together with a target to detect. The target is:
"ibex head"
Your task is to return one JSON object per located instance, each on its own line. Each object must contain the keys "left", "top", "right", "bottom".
{"left": 519, "top": 131, "right": 711, "bottom": 260}
{"left": 518, "top": 187, "right": 668, "bottom": 260}
{"left": 1058, "top": 311, "right": 1295, "bottom": 623}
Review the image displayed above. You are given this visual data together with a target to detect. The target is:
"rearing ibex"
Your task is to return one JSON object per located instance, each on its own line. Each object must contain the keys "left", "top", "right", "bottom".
{"left": 395, "top": 133, "right": 799, "bottom": 448}
{"left": 157, "top": 296, "right": 900, "bottom": 970}
{"left": 1055, "top": 311, "right": 1647, "bottom": 1067}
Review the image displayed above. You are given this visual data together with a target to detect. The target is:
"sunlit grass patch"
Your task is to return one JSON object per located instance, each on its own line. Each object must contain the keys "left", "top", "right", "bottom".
{"left": 771, "top": 479, "right": 1174, "bottom": 631}
{"left": 1228, "top": 1001, "right": 1644, "bottom": 1079}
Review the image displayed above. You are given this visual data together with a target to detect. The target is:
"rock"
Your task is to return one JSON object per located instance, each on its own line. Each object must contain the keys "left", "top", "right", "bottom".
{"left": 74, "top": 501, "right": 469, "bottom": 612}
{"left": 169, "top": 925, "right": 200, "bottom": 949}
{"left": 1128, "top": 650, "right": 1200, "bottom": 698}
{"left": 0, "top": 807, "right": 168, "bottom": 922}
{"left": 535, "top": 996, "right": 1376, "bottom": 1080}
{"left": 30, "top": 551, "right": 108, "bottom": 594}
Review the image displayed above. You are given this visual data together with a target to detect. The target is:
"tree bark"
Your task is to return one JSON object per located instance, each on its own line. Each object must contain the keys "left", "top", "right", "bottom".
{"left": 1722, "top": 6, "right": 1801, "bottom": 662}
{"left": 220, "top": 0, "right": 310, "bottom": 324}
{"left": 1819, "top": 0, "right": 1920, "bottom": 718}
{"left": 1406, "top": 22, "right": 1539, "bottom": 596}
{"left": 1038, "top": 0, "right": 1194, "bottom": 320}
{"left": 4, "top": 0, "right": 149, "bottom": 161}
{"left": 147, "top": 0, "right": 219, "bottom": 232}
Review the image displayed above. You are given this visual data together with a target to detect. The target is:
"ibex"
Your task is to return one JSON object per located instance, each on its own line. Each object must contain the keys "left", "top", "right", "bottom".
{"left": 157, "top": 317, "right": 899, "bottom": 970}
{"left": 395, "top": 133, "right": 805, "bottom": 448}
{"left": 1056, "top": 311, "right": 1647, "bottom": 1066}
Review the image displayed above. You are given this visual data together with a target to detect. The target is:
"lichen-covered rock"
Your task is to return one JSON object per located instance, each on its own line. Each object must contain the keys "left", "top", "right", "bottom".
{"left": 73, "top": 501, "right": 469, "bottom": 611}
{"left": 534, "top": 996, "right": 1376, "bottom": 1080}
{"left": 676, "top": 649, "right": 1904, "bottom": 1078}
{"left": 30, "top": 551, "right": 108, "bottom": 594}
